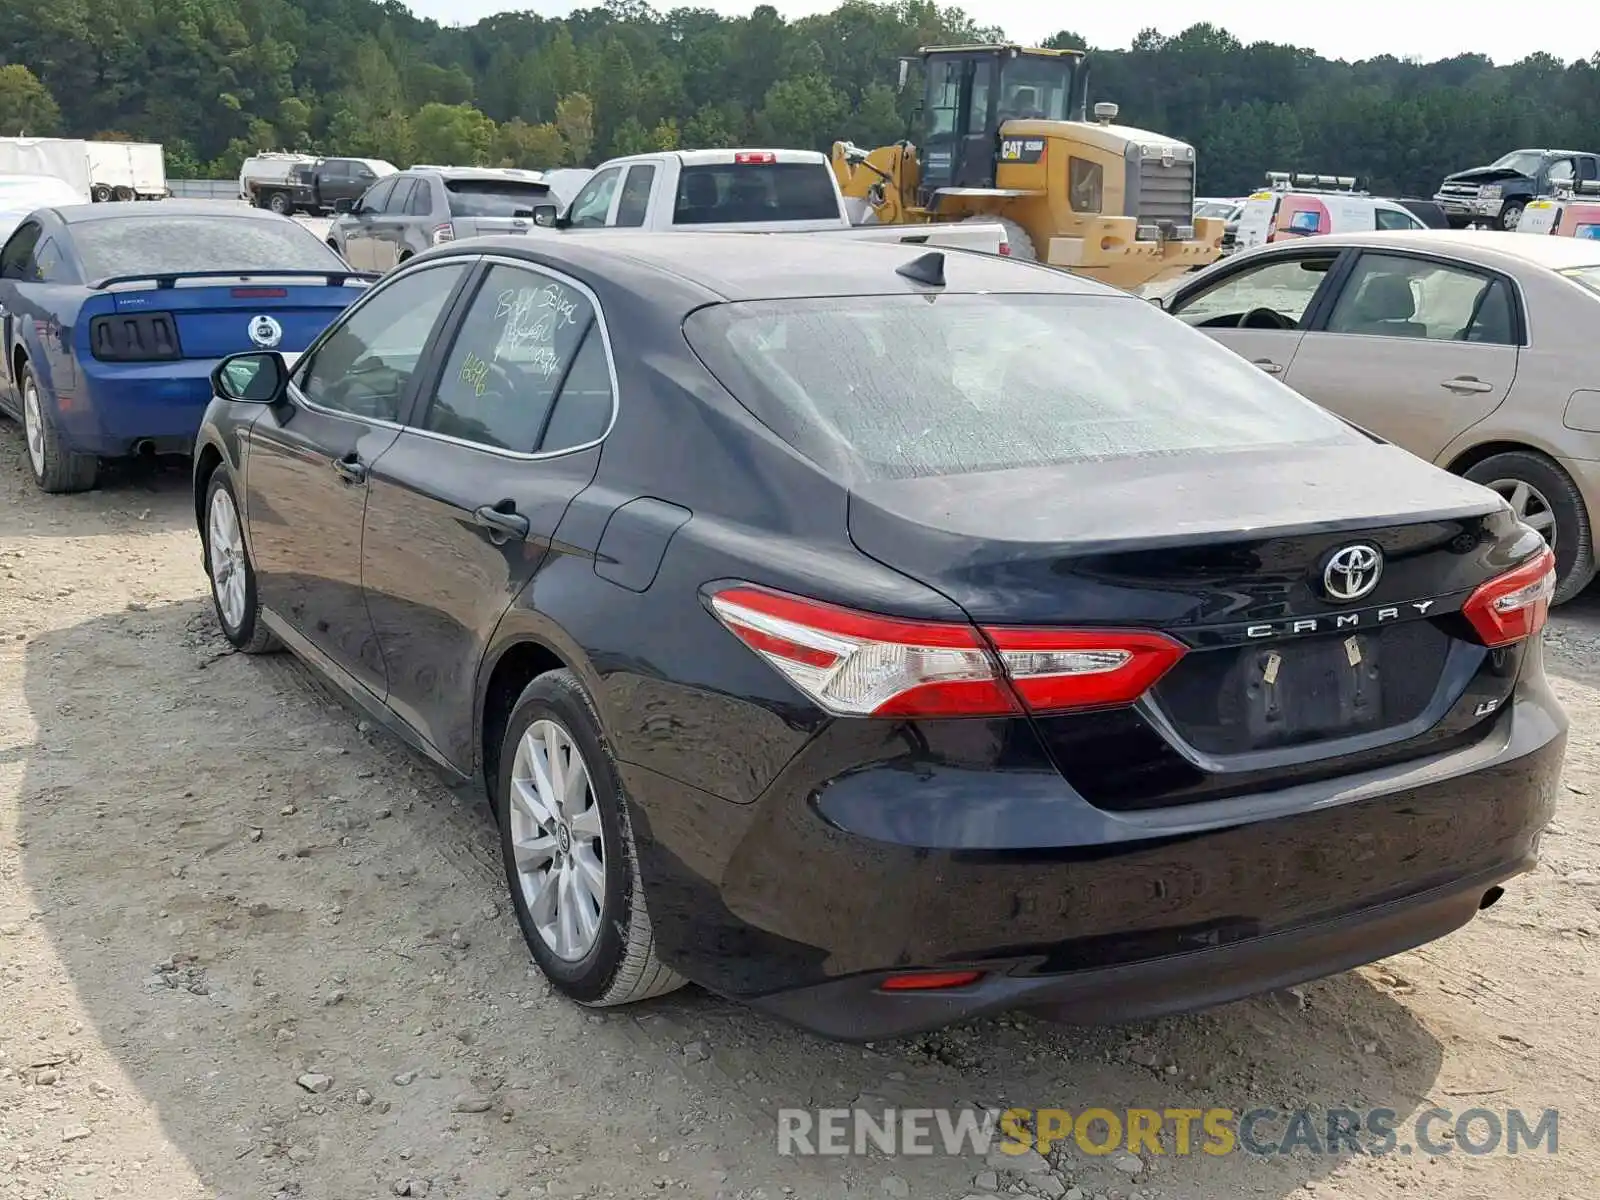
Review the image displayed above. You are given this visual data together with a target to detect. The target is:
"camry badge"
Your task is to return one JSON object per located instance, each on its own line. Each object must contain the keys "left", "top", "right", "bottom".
{"left": 248, "top": 314, "right": 284, "bottom": 349}
{"left": 1323, "top": 544, "right": 1383, "bottom": 603}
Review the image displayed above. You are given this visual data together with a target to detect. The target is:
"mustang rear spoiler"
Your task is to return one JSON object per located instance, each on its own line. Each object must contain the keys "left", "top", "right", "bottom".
{"left": 89, "top": 268, "right": 381, "bottom": 290}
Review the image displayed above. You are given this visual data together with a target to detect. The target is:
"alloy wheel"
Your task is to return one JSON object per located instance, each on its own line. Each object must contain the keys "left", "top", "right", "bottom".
{"left": 207, "top": 486, "right": 249, "bottom": 631}
{"left": 1487, "top": 476, "right": 1557, "bottom": 553}
{"left": 22, "top": 379, "right": 46, "bottom": 479}
{"left": 508, "top": 719, "right": 607, "bottom": 962}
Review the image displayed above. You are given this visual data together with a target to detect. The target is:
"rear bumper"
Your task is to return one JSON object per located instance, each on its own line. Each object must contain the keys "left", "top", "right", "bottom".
{"left": 752, "top": 867, "right": 1515, "bottom": 1041}
{"left": 620, "top": 677, "right": 1564, "bottom": 1041}
{"left": 57, "top": 361, "right": 221, "bottom": 457}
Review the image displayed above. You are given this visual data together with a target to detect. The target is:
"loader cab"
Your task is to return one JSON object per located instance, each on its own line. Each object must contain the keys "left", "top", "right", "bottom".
{"left": 915, "top": 45, "right": 1082, "bottom": 206}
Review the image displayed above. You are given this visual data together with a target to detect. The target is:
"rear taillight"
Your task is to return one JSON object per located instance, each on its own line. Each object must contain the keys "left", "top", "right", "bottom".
{"left": 1462, "top": 546, "right": 1556, "bottom": 647}
{"left": 708, "top": 585, "right": 1186, "bottom": 719}
{"left": 231, "top": 287, "right": 287, "bottom": 298}
{"left": 430, "top": 222, "right": 455, "bottom": 245}
{"left": 998, "top": 242, "right": 1011, "bottom": 256}
{"left": 734, "top": 151, "right": 777, "bottom": 164}
{"left": 879, "top": 970, "right": 984, "bottom": 991}
{"left": 89, "top": 312, "right": 181, "bottom": 362}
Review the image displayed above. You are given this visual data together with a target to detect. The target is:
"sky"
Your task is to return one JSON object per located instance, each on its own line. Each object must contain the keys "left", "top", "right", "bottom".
{"left": 400, "top": 0, "right": 1600, "bottom": 66}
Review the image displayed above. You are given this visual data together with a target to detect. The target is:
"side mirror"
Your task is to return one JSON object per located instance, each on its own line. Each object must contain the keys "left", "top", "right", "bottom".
{"left": 334, "top": 198, "right": 355, "bottom": 214}
{"left": 212, "top": 351, "right": 288, "bottom": 404}
{"left": 896, "top": 59, "right": 910, "bottom": 94}
{"left": 532, "top": 203, "right": 560, "bottom": 228}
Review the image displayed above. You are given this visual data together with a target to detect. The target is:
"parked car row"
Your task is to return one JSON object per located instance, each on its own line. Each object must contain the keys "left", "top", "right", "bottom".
{"left": 325, "top": 149, "right": 1013, "bottom": 275}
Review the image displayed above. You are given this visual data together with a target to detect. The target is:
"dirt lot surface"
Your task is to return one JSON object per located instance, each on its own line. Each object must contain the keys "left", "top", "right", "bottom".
{"left": 0, "top": 421, "right": 1596, "bottom": 1200}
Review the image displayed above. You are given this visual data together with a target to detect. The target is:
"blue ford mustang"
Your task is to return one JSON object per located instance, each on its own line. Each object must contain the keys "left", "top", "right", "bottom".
{"left": 0, "top": 201, "right": 375, "bottom": 492}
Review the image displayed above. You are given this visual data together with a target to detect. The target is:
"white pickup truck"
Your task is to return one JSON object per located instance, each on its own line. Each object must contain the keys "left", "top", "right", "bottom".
{"left": 530, "top": 148, "right": 1009, "bottom": 254}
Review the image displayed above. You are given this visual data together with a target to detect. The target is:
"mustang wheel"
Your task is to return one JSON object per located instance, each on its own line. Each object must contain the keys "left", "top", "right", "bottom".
{"left": 497, "top": 669, "right": 684, "bottom": 1006}
{"left": 204, "top": 471, "right": 278, "bottom": 652}
{"left": 19, "top": 365, "right": 97, "bottom": 494}
{"left": 1466, "top": 450, "right": 1596, "bottom": 604}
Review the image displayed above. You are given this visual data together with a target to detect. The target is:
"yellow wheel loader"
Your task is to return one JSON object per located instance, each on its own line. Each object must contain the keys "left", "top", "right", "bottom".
{"left": 831, "top": 44, "right": 1225, "bottom": 290}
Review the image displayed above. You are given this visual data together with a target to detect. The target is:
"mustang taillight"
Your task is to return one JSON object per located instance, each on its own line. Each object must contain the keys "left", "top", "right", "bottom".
{"left": 708, "top": 585, "right": 1186, "bottom": 719}
{"left": 89, "top": 312, "right": 181, "bottom": 362}
{"left": 1462, "top": 546, "right": 1556, "bottom": 647}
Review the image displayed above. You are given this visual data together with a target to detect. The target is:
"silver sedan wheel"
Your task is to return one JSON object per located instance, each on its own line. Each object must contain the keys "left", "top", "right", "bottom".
{"left": 22, "top": 378, "right": 46, "bottom": 479}
{"left": 207, "top": 486, "right": 248, "bottom": 631}
{"left": 1487, "top": 476, "right": 1557, "bottom": 553}
{"left": 509, "top": 719, "right": 606, "bottom": 962}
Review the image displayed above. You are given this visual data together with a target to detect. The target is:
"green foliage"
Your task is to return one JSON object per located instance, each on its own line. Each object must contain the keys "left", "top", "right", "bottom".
{"left": 412, "top": 102, "right": 496, "bottom": 165}
{"left": 0, "top": 63, "right": 61, "bottom": 135}
{"left": 0, "top": 0, "right": 1594, "bottom": 195}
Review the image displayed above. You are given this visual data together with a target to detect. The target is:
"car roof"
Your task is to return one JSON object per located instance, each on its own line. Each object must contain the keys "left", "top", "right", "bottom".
{"left": 433, "top": 231, "right": 1118, "bottom": 302}
{"left": 1301, "top": 229, "right": 1600, "bottom": 272}
{"left": 604, "top": 148, "right": 830, "bottom": 168}
{"left": 408, "top": 167, "right": 548, "bottom": 183}
{"left": 50, "top": 200, "right": 298, "bottom": 225}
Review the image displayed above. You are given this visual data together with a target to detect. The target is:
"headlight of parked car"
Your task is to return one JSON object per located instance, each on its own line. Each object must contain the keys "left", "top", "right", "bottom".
{"left": 1481, "top": 185, "right": 1503, "bottom": 200}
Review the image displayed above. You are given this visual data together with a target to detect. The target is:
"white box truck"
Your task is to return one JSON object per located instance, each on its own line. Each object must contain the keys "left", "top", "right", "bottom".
{"left": 0, "top": 137, "right": 167, "bottom": 202}
{"left": 86, "top": 141, "right": 168, "bottom": 201}
{"left": 0, "top": 137, "right": 93, "bottom": 200}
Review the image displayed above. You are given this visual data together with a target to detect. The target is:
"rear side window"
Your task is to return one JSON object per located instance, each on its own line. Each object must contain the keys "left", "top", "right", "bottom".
{"left": 386, "top": 179, "right": 418, "bottom": 214}
{"left": 33, "top": 236, "right": 65, "bottom": 282}
{"left": 71, "top": 216, "right": 343, "bottom": 280}
{"left": 615, "top": 165, "right": 655, "bottom": 227}
{"left": 672, "top": 163, "right": 839, "bottom": 225}
{"left": 445, "top": 179, "right": 553, "bottom": 217}
{"left": 684, "top": 294, "right": 1357, "bottom": 483}
{"left": 422, "top": 264, "right": 612, "bottom": 454}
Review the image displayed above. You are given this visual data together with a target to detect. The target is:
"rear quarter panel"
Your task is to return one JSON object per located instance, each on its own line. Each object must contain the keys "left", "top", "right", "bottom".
{"left": 5, "top": 283, "right": 87, "bottom": 401}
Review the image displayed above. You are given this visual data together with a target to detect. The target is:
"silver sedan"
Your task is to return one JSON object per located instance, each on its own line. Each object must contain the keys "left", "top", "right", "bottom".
{"left": 1160, "top": 230, "right": 1600, "bottom": 601}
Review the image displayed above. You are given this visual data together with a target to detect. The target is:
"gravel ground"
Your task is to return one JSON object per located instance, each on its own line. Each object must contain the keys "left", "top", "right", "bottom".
{"left": 0, "top": 426, "right": 1596, "bottom": 1200}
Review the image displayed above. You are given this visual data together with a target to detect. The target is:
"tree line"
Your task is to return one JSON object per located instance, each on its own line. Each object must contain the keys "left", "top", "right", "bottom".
{"left": 0, "top": 0, "right": 1598, "bottom": 197}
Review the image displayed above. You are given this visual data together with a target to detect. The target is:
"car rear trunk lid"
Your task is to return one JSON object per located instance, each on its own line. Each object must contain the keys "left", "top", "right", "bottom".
{"left": 846, "top": 443, "right": 1532, "bottom": 804}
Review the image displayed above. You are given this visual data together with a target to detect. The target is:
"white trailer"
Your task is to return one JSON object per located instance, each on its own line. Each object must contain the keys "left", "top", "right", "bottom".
{"left": 0, "top": 137, "right": 93, "bottom": 201}
{"left": 86, "top": 141, "right": 168, "bottom": 201}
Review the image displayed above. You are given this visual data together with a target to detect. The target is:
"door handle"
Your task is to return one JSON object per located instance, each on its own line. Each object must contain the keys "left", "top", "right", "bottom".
{"left": 1441, "top": 376, "right": 1495, "bottom": 394}
{"left": 330, "top": 452, "right": 367, "bottom": 484}
{"left": 1251, "top": 359, "right": 1283, "bottom": 375}
{"left": 473, "top": 502, "right": 530, "bottom": 541}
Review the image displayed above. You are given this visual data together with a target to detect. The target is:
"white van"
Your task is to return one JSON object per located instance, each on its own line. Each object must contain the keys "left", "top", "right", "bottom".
{"left": 1234, "top": 172, "right": 1428, "bottom": 250}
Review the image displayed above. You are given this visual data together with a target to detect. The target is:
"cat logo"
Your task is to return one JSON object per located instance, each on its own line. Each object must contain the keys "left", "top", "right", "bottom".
{"left": 1000, "top": 139, "right": 1045, "bottom": 163}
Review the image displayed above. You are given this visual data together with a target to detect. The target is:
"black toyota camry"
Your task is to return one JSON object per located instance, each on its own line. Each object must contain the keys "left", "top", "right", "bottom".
{"left": 191, "top": 232, "right": 1565, "bottom": 1041}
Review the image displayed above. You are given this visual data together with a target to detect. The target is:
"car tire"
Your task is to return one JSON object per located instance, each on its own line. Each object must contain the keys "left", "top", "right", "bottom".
{"left": 496, "top": 669, "right": 685, "bottom": 1008}
{"left": 203, "top": 470, "right": 278, "bottom": 653}
{"left": 90, "top": 184, "right": 112, "bottom": 203}
{"left": 1464, "top": 450, "right": 1596, "bottom": 603}
{"left": 266, "top": 191, "right": 291, "bottom": 215}
{"left": 963, "top": 214, "right": 1035, "bottom": 261}
{"left": 19, "top": 365, "right": 97, "bottom": 494}
{"left": 1498, "top": 202, "right": 1525, "bottom": 231}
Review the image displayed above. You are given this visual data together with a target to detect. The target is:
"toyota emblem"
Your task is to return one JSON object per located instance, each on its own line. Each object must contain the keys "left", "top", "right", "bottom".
{"left": 1322, "top": 544, "right": 1383, "bottom": 603}
{"left": 248, "top": 314, "right": 283, "bottom": 349}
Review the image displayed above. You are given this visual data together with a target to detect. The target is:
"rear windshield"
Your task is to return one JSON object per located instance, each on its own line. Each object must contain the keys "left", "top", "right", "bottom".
{"left": 445, "top": 178, "right": 551, "bottom": 217}
{"left": 1561, "top": 266, "right": 1600, "bottom": 294}
{"left": 673, "top": 162, "right": 840, "bottom": 225}
{"left": 73, "top": 215, "right": 343, "bottom": 280}
{"left": 684, "top": 294, "right": 1357, "bottom": 483}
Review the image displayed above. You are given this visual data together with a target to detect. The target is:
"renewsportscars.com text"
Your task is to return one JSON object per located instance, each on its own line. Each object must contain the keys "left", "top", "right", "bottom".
{"left": 776, "top": 1106, "right": 1559, "bottom": 1158}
